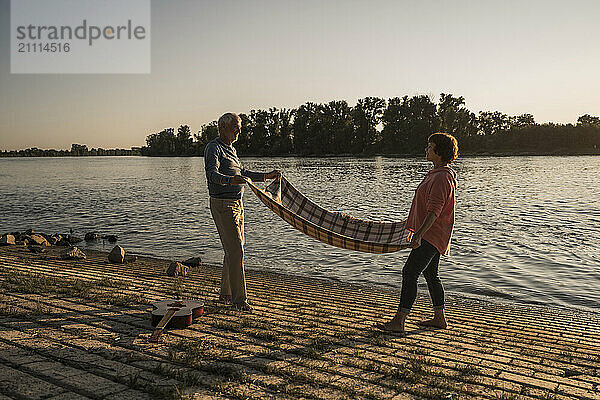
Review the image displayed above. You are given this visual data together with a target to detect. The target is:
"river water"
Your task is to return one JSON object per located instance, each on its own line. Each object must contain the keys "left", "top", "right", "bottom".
{"left": 1, "top": 155, "right": 598, "bottom": 313}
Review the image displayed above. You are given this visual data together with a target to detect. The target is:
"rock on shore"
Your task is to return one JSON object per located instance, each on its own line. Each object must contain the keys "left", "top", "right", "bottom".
{"left": 0, "top": 234, "right": 16, "bottom": 246}
{"left": 60, "top": 247, "right": 87, "bottom": 260}
{"left": 182, "top": 257, "right": 202, "bottom": 268}
{"left": 108, "top": 245, "right": 126, "bottom": 264}
{"left": 26, "top": 234, "right": 50, "bottom": 247}
{"left": 166, "top": 262, "right": 188, "bottom": 277}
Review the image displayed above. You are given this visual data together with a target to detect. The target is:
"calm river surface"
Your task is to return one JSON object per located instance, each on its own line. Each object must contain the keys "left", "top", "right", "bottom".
{"left": 1, "top": 156, "right": 599, "bottom": 313}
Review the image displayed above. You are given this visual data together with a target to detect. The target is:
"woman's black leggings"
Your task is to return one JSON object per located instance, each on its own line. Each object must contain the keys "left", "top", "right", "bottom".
{"left": 398, "top": 239, "right": 444, "bottom": 314}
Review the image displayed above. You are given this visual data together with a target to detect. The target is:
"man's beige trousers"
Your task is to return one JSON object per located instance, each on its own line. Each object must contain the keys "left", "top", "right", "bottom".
{"left": 209, "top": 197, "right": 247, "bottom": 304}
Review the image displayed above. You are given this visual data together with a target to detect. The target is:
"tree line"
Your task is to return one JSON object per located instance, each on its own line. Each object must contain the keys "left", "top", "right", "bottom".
{"left": 3, "top": 94, "right": 598, "bottom": 157}
{"left": 142, "top": 94, "right": 600, "bottom": 157}
{"left": 1, "top": 144, "right": 142, "bottom": 157}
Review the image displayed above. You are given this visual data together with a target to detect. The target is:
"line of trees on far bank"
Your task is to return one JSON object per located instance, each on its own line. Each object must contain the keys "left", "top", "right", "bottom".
{"left": 5, "top": 94, "right": 597, "bottom": 158}
{"left": 142, "top": 94, "right": 600, "bottom": 157}
{"left": 0, "top": 144, "right": 142, "bottom": 157}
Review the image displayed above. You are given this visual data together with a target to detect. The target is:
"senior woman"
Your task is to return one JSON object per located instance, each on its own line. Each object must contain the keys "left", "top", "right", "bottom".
{"left": 377, "top": 132, "right": 459, "bottom": 334}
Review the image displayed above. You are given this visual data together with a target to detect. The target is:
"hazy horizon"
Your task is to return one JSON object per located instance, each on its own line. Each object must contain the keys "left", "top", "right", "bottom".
{"left": 1, "top": 0, "right": 599, "bottom": 151}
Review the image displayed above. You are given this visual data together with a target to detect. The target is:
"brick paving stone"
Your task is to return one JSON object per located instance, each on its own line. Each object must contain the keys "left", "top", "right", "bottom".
{"left": 103, "top": 388, "right": 152, "bottom": 400}
{"left": 0, "top": 363, "right": 22, "bottom": 383}
{"left": 60, "top": 372, "right": 129, "bottom": 398}
{"left": 23, "top": 361, "right": 86, "bottom": 379}
{"left": 46, "top": 392, "right": 92, "bottom": 400}
{"left": 0, "top": 347, "right": 48, "bottom": 367}
{"left": 429, "top": 350, "right": 477, "bottom": 365}
{"left": 474, "top": 375, "right": 522, "bottom": 393}
{"left": 577, "top": 375, "right": 600, "bottom": 385}
{"left": 390, "top": 391, "right": 419, "bottom": 399}
{"left": 534, "top": 370, "right": 595, "bottom": 389}
{"left": 2, "top": 320, "right": 38, "bottom": 331}
{"left": 555, "top": 383, "right": 599, "bottom": 400}
{"left": 527, "top": 387, "right": 574, "bottom": 400}
{"left": 510, "top": 357, "right": 562, "bottom": 375}
{"left": 498, "top": 371, "right": 558, "bottom": 391}
{"left": 0, "top": 366, "right": 67, "bottom": 400}
{"left": 470, "top": 351, "right": 513, "bottom": 364}
{"left": 0, "top": 329, "right": 31, "bottom": 342}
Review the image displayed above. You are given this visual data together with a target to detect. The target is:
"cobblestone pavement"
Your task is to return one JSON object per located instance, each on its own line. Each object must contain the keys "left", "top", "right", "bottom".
{"left": 1, "top": 245, "right": 599, "bottom": 399}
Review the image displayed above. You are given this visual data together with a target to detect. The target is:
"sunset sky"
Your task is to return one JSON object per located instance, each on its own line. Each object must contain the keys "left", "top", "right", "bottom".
{"left": 1, "top": 0, "right": 599, "bottom": 150}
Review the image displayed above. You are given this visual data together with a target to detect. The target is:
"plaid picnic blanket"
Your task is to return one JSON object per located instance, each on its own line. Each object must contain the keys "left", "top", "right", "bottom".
{"left": 248, "top": 176, "right": 412, "bottom": 253}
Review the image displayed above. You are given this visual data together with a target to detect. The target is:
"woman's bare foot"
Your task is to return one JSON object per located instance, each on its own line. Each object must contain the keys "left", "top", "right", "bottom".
{"left": 375, "top": 313, "right": 407, "bottom": 334}
{"left": 417, "top": 317, "right": 447, "bottom": 329}
{"left": 375, "top": 320, "right": 404, "bottom": 333}
{"left": 417, "top": 309, "right": 448, "bottom": 329}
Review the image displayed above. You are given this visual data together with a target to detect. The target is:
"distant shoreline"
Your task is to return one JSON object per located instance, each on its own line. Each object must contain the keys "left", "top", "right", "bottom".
{"left": 1, "top": 150, "right": 598, "bottom": 158}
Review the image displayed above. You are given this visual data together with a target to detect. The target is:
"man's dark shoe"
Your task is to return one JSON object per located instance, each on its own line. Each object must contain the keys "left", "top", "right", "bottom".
{"left": 218, "top": 294, "right": 232, "bottom": 304}
{"left": 234, "top": 302, "right": 253, "bottom": 312}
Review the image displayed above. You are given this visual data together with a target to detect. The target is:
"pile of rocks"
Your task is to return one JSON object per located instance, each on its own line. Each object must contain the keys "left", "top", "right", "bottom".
{"left": 1, "top": 229, "right": 120, "bottom": 249}
{"left": 1, "top": 229, "right": 203, "bottom": 278}
{"left": 1, "top": 229, "right": 126, "bottom": 264}
{"left": 1, "top": 229, "right": 90, "bottom": 248}
{"left": 2, "top": 230, "right": 70, "bottom": 247}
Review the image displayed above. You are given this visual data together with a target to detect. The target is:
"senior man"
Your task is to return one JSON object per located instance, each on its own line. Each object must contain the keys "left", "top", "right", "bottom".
{"left": 204, "top": 112, "right": 280, "bottom": 311}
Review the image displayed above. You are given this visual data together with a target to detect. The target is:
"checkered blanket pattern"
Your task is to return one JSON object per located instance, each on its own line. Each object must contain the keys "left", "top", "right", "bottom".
{"left": 248, "top": 176, "right": 412, "bottom": 253}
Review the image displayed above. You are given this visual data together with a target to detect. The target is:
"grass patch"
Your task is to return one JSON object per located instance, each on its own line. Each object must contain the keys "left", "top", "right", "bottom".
{"left": 407, "top": 347, "right": 431, "bottom": 356}
{"left": 539, "top": 391, "right": 559, "bottom": 400}
{"left": 246, "top": 329, "right": 281, "bottom": 343}
{"left": 169, "top": 338, "right": 234, "bottom": 364}
{"left": 0, "top": 271, "right": 147, "bottom": 306}
{"left": 313, "top": 308, "right": 332, "bottom": 318}
{"left": 168, "top": 278, "right": 185, "bottom": 299}
{"left": 203, "top": 362, "right": 244, "bottom": 380}
{"left": 456, "top": 364, "right": 480, "bottom": 377}
{"left": 417, "top": 386, "right": 452, "bottom": 399}
{"left": 163, "top": 338, "right": 267, "bottom": 399}
{"left": 521, "top": 348, "right": 538, "bottom": 357}
{"left": 365, "top": 330, "right": 391, "bottom": 345}
{"left": 264, "top": 363, "right": 313, "bottom": 385}
{"left": 0, "top": 303, "right": 28, "bottom": 317}
{"left": 287, "top": 335, "right": 338, "bottom": 360}
{"left": 349, "top": 358, "right": 392, "bottom": 374}
{"left": 335, "top": 329, "right": 355, "bottom": 341}
{"left": 211, "top": 319, "right": 239, "bottom": 331}
{"left": 239, "top": 317, "right": 273, "bottom": 330}
{"left": 168, "top": 338, "right": 216, "bottom": 365}
{"left": 96, "top": 277, "right": 128, "bottom": 288}
{"left": 210, "top": 317, "right": 283, "bottom": 343}
{"left": 492, "top": 393, "right": 520, "bottom": 400}
{"left": 308, "top": 335, "right": 337, "bottom": 351}
{"left": 388, "top": 356, "right": 431, "bottom": 384}
{"left": 287, "top": 345, "right": 321, "bottom": 360}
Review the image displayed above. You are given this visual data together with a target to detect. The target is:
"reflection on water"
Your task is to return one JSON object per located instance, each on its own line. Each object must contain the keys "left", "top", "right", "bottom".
{"left": 1, "top": 155, "right": 599, "bottom": 313}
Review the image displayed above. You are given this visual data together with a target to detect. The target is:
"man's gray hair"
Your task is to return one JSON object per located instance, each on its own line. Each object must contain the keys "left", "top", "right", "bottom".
{"left": 218, "top": 112, "right": 241, "bottom": 134}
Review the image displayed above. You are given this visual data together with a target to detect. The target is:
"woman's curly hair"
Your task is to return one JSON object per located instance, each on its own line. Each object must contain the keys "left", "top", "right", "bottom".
{"left": 428, "top": 132, "right": 459, "bottom": 165}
